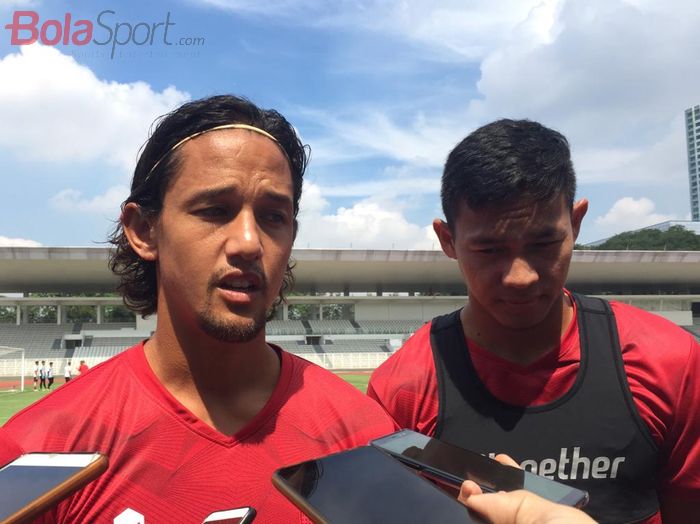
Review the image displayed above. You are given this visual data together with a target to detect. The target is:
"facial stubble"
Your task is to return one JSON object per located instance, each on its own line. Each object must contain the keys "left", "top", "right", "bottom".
{"left": 197, "top": 272, "right": 268, "bottom": 343}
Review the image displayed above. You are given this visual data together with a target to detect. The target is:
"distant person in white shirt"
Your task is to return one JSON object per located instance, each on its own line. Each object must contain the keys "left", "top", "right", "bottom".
{"left": 33, "top": 360, "right": 39, "bottom": 391}
{"left": 39, "top": 360, "right": 47, "bottom": 390}
{"left": 47, "top": 362, "right": 55, "bottom": 389}
{"left": 64, "top": 361, "right": 72, "bottom": 383}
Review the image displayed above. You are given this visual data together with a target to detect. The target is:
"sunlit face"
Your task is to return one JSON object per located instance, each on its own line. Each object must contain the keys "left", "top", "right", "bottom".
{"left": 150, "top": 130, "right": 295, "bottom": 343}
{"left": 434, "top": 194, "right": 587, "bottom": 331}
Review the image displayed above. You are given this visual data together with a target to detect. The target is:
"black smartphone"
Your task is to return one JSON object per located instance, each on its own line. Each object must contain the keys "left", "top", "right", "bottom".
{"left": 371, "top": 430, "right": 588, "bottom": 508}
{"left": 202, "top": 507, "right": 256, "bottom": 523}
{"left": 0, "top": 452, "right": 108, "bottom": 524}
{"left": 272, "top": 446, "right": 479, "bottom": 524}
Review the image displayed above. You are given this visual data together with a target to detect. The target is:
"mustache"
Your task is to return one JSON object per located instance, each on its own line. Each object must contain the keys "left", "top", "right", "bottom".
{"left": 207, "top": 264, "right": 266, "bottom": 289}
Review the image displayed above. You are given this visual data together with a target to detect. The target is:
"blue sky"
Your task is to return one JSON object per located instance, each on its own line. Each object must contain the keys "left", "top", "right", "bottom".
{"left": 0, "top": 0, "right": 698, "bottom": 249}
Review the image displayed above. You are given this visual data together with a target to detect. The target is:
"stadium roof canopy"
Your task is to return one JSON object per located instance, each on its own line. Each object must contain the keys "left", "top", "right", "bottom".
{"left": 2, "top": 247, "right": 700, "bottom": 295}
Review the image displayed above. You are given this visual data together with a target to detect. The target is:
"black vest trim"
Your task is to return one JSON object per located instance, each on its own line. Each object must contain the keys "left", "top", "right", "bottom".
{"left": 572, "top": 294, "right": 657, "bottom": 451}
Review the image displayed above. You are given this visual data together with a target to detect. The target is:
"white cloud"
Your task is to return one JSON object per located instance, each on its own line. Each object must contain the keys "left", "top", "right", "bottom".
{"left": 0, "top": 44, "right": 189, "bottom": 171}
{"left": 50, "top": 185, "right": 129, "bottom": 215}
{"left": 296, "top": 183, "right": 437, "bottom": 249}
{"left": 595, "top": 197, "right": 679, "bottom": 231}
{"left": 303, "top": 0, "right": 697, "bottom": 205}
{"left": 0, "top": 236, "right": 42, "bottom": 247}
{"left": 193, "top": 0, "right": 549, "bottom": 61}
{"left": 300, "top": 106, "right": 470, "bottom": 169}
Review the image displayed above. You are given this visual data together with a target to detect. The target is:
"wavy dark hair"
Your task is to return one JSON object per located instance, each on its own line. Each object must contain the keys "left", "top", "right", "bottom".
{"left": 109, "top": 95, "right": 309, "bottom": 317}
{"left": 441, "top": 119, "right": 576, "bottom": 227}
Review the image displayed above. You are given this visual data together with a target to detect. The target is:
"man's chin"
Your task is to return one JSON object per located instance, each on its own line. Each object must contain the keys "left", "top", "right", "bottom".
{"left": 197, "top": 312, "right": 265, "bottom": 343}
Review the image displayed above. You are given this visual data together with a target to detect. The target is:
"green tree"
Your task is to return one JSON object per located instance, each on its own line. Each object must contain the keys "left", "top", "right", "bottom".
{"left": 27, "top": 305, "right": 57, "bottom": 323}
{"left": 595, "top": 225, "right": 700, "bottom": 251}
{"left": 0, "top": 306, "right": 16, "bottom": 324}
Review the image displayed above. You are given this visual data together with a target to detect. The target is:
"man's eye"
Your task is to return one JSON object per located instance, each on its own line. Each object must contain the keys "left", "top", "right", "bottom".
{"left": 195, "top": 207, "right": 227, "bottom": 218}
{"left": 476, "top": 247, "right": 501, "bottom": 254}
{"left": 262, "top": 212, "right": 286, "bottom": 224}
{"left": 533, "top": 240, "right": 560, "bottom": 248}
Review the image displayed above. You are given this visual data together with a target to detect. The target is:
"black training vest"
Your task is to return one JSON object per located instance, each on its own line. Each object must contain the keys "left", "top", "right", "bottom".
{"left": 431, "top": 294, "right": 659, "bottom": 524}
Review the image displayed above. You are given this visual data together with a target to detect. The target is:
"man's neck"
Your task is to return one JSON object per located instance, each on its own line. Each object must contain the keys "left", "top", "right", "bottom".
{"left": 460, "top": 293, "right": 574, "bottom": 366}
{"left": 143, "top": 319, "right": 281, "bottom": 436}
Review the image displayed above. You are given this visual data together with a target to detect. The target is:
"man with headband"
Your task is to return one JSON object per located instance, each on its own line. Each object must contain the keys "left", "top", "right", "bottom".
{"left": 4, "top": 95, "right": 395, "bottom": 522}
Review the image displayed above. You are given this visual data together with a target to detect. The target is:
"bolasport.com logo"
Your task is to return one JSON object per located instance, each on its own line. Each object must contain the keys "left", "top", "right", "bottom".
{"left": 3, "top": 10, "right": 205, "bottom": 59}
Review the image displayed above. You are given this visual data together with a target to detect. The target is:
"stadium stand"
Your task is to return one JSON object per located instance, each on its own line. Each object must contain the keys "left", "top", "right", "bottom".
{"left": 355, "top": 320, "right": 424, "bottom": 334}
{"left": 320, "top": 339, "right": 391, "bottom": 353}
{"left": 265, "top": 320, "right": 307, "bottom": 336}
{"left": 89, "top": 337, "right": 145, "bottom": 347}
{"left": 306, "top": 320, "right": 357, "bottom": 334}
{"left": 0, "top": 324, "right": 74, "bottom": 358}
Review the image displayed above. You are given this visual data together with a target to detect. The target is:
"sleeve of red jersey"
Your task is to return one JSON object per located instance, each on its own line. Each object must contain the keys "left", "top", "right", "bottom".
{"left": 367, "top": 326, "right": 439, "bottom": 435}
{"left": 656, "top": 332, "right": 700, "bottom": 499}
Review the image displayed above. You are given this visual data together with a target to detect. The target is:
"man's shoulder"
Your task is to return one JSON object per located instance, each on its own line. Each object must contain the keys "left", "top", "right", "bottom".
{"left": 287, "top": 351, "right": 381, "bottom": 401}
{"left": 608, "top": 300, "right": 695, "bottom": 336}
{"left": 280, "top": 351, "right": 396, "bottom": 436}
{"left": 373, "top": 320, "right": 434, "bottom": 372}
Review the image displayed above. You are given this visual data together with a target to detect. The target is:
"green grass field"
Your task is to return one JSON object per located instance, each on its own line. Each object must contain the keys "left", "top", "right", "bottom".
{"left": 0, "top": 390, "right": 52, "bottom": 425}
{"left": 0, "top": 373, "right": 371, "bottom": 427}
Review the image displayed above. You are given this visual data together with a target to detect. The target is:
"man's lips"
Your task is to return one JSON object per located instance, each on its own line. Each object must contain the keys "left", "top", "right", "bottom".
{"left": 501, "top": 296, "right": 540, "bottom": 305}
{"left": 216, "top": 272, "right": 263, "bottom": 293}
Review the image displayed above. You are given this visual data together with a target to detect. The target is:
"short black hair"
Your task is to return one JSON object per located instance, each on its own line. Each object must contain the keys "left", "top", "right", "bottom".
{"left": 109, "top": 94, "right": 308, "bottom": 317}
{"left": 441, "top": 119, "right": 576, "bottom": 225}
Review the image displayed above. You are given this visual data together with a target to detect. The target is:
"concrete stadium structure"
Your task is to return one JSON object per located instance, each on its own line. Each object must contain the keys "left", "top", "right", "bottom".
{"left": 1, "top": 246, "right": 700, "bottom": 376}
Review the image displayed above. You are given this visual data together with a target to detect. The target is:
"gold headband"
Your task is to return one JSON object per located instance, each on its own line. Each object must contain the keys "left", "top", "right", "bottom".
{"left": 146, "top": 123, "right": 291, "bottom": 177}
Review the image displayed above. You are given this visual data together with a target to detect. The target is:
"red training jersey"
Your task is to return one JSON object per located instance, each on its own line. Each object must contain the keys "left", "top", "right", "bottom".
{"left": 4, "top": 343, "right": 396, "bottom": 523}
{"left": 0, "top": 427, "right": 23, "bottom": 467}
{"left": 368, "top": 298, "right": 700, "bottom": 523}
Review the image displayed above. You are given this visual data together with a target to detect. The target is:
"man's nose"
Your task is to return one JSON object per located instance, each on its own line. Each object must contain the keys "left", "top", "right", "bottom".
{"left": 502, "top": 257, "right": 539, "bottom": 288}
{"left": 224, "top": 209, "right": 263, "bottom": 261}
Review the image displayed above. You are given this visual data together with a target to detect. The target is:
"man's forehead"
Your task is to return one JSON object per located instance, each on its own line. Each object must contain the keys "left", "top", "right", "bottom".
{"left": 456, "top": 195, "right": 569, "bottom": 235}
{"left": 164, "top": 130, "right": 293, "bottom": 191}
{"left": 177, "top": 129, "right": 289, "bottom": 166}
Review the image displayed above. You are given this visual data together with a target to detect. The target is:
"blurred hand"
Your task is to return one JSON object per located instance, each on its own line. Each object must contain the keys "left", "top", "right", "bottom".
{"left": 458, "top": 483, "right": 596, "bottom": 524}
{"left": 458, "top": 454, "right": 595, "bottom": 524}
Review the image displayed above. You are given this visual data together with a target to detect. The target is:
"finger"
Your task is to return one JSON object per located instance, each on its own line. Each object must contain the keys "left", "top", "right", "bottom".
{"left": 493, "top": 453, "right": 520, "bottom": 468}
{"left": 458, "top": 480, "right": 483, "bottom": 504}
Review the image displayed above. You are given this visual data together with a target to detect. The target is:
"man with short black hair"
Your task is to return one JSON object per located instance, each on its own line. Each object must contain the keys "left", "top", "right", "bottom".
{"left": 5, "top": 95, "right": 394, "bottom": 523}
{"left": 368, "top": 119, "right": 700, "bottom": 523}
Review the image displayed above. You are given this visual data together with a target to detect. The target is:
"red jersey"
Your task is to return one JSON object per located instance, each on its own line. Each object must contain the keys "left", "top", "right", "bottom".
{"left": 4, "top": 343, "right": 395, "bottom": 523}
{"left": 368, "top": 299, "right": 700, "bottom": 523}
{"left": 0, "top": 427, "right": 23, "bottom": 467}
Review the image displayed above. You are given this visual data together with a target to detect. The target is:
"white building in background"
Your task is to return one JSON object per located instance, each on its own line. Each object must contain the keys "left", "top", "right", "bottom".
{"left": 686, "top": 105, "right": 700, "bottom": 220}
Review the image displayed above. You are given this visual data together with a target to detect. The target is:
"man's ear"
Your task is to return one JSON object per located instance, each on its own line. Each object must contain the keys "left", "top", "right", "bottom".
{"left": 121, "top": 202, "right": 158, "bottom": 261}
{"left": 571, "top": 198, "right": 589, "bottom": 241}
{"left": 433, "top": 219, "right": 457, "bottom": 259}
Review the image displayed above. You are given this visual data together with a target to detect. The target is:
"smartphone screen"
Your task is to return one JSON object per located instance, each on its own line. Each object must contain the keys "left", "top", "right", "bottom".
{"left": 371, "top": 430, "right": 588, "bottom": 508}
{"left": 202, "top": 507, "right": 256, "bottom": 523}
{"left": 0, "top": 453, "right": 108, "bottom": 523}
{"left": 272, "top": 446, "right": 477, "bottom": 524}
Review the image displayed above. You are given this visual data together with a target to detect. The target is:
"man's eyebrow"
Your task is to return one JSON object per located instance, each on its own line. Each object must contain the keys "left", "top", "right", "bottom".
{"left": 183, "top": 186, "right": 293, "bottom": 207}
{"left": 260, "top": 190, "right": 294, "bottom": 207}
{"left": 183, "top": 186, "right": 235, "bottom": 206}
{"left": 467, "top": 227, "right": 563, "bottom": 245}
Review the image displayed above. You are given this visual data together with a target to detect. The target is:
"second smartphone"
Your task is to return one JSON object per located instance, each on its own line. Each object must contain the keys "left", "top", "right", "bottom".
{"left": 371, "top": 429, "right": 588, "bottom": 508}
